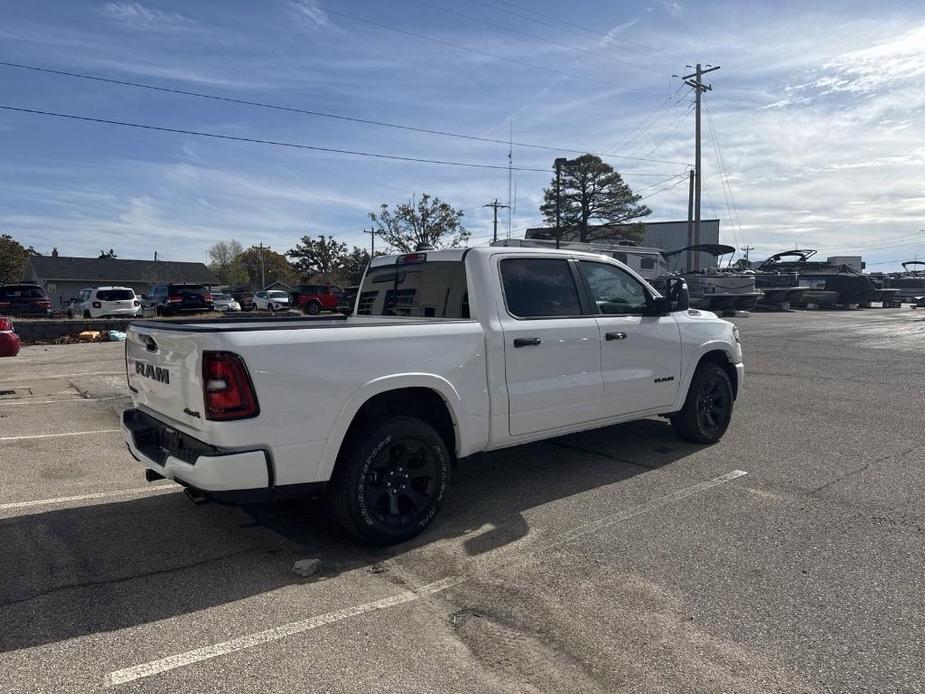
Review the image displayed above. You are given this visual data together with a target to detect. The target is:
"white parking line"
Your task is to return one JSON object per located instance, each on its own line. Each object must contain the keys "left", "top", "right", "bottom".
{"left": 0, "top": 429, "right": 121, "bottom": 442}
{"left": 0, "top": 395, "right": 129, "bottom": 407}
{"left": 104, "top": 576, "right": 462, "bottom": 687}
{"left": 0, "top": 370, "right": 125, "bottom": 383}
{"left": 0, "top": 484, "right": 179, "bottom": 511}
{"left": 103, "top": 469, "right": 748, "bottom": 687}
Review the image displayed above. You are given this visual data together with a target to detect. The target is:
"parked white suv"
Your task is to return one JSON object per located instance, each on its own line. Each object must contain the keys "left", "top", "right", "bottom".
{"left": 254, "top": 290, "right": 290, "bottom": 312}
{"left": 68, "top": 286, "right": 140, "bottom": 318}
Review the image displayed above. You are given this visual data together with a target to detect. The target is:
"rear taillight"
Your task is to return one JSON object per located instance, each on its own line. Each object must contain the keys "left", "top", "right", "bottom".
{"left": 134, "top": 300, "right": 140, "bottom": 307}
{"left": 167, "top": 295, "right": 183, "bottom": 303}
{"left": 202, "top": 352, "right": 259, "bottom": 421}
{"left": 37, "top": 299, "right": 51, "bottom": 307}
{"left": 0, "top": 317, "right": 13, "bottom": 331}
{"left": 0, "top": 301, "right": 10, "bottom": 308}
{"left": 203, "top": 293, "right": 212, "bottom": 302}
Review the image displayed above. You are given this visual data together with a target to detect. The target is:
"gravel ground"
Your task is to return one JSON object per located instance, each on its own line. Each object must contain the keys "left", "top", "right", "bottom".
{"left": 0, "top": 308, "right": 922, "bottom": 693}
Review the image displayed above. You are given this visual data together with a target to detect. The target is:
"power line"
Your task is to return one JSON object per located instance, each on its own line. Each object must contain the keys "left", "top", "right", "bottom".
{"left": 404, "top": 0, "right": 666, "bottom": 76}
{"left": 0, "top": 103, "right": 684, "bottom": 176}
{"left": 324, "top": 8, "right": 659, "bottom": 93}
{"left": 606, "top": 85, "right": 688, "bottom": 154}
{"left": 0, "top": 60, "right": 688, "bottom": 167}
{"left": 635, "top": 102, "right": 694, "bottom": 157}
{"left": 468, "top": 0, "right": 672, "bottom": 58}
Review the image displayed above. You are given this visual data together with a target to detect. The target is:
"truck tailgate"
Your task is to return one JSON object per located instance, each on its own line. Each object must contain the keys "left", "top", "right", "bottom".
{"left": 126, "top": 326, "right": 205, "bottom": 431}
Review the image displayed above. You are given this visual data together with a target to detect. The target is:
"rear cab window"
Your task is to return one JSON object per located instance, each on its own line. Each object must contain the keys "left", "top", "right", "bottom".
{"left": 357, "top": 258, "right": 470, "bottom": 318}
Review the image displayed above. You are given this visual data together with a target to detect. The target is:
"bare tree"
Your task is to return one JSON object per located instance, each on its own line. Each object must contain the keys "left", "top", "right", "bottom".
{"left": 370, "top": 194, "right": 469, "bottom": 253}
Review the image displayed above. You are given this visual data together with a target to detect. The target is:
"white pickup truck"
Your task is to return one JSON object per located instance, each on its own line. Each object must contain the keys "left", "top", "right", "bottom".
{"left": 122, "top": 246, "right": 743, "bottom": 544}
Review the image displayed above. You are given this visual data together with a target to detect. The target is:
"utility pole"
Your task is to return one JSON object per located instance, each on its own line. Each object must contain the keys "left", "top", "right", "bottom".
{"left": 364, "top": 227, "right": 376, "bottom": 257}
{"left": 682, "top": 63, "right": 720, "bottom": 272}
{"left": 554, "top": 158, "right": 564, "bottom": 249}
{"left": 258, "top": 242, "right": 266, "bottom": 289}
{"left": 740, "top": 245, "right": 755, "bottom": 266}
{"left": 686, "top": 170, "right": 695, "bottom": 272}
{"left": 483, "top": 199, "right": 510, "bottom": 244}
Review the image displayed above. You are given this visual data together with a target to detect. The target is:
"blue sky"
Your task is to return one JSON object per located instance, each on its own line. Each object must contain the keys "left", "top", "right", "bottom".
{"left": 0, "top": 0, "right": 923, "bottom": 270}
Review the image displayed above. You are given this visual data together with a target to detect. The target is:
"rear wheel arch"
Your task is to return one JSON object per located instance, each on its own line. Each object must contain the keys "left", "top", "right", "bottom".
{"left": 321, "top": 382, "right": 461, "bottom": 483}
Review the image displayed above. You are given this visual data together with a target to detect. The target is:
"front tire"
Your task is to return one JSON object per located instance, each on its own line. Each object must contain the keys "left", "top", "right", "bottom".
{"left": 305, "top": 300, "right": 321, "bottom": 315}
{"left": 328, "top": 416, "right": 450, "bottom": 545}
{"left": 670, "top": 362, "right": 734, "bottom": 444}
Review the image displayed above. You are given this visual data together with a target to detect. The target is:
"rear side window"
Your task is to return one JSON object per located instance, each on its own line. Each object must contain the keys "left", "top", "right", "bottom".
{"left": 357, "top": 260, "right": 470, "bottom": 318}
{"left": 96, "top": 289, "right": 134, "bottom": 301}
{"left": 500, "top": 258, "right": 582, "bottom": 318}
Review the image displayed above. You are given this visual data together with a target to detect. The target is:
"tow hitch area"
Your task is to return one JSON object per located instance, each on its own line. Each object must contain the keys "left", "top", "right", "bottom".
{"left": 183, "top": 487, "right": 209, "bottom": 505}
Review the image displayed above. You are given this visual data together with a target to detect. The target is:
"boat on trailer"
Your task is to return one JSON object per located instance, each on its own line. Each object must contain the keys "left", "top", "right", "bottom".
{"left": 885, "top": 261, "right": 925, "bottom": 303}
{"left": 661, "top": 244, "right": 763, "bottom": 312}
{"left": 757, "top": 250, "right": 876, "bottom": 306}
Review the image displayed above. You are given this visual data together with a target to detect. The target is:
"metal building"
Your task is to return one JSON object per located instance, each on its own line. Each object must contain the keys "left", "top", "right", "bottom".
{"left": 524, "top": 219, "right": 721, "bottom": 273}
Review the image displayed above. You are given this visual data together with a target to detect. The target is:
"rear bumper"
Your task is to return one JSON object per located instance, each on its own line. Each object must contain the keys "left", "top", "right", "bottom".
{"left": 121, "top": 408, "right": 273, "bottom": 503}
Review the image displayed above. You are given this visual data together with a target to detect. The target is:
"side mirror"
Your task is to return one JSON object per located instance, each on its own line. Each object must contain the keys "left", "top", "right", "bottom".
{"left": 646, "top": 295, "right": 670, "bottom": 315}
{"left": 668, "top": 278, "right": 690, "bottom": 311}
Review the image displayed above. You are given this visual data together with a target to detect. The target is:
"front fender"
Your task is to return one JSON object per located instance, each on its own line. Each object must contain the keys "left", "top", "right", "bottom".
{"left": 315, "top": 373, "right": 464, "bottom": 483}
{"left": 676, "top": 340, "right": 741, "bottom": 407}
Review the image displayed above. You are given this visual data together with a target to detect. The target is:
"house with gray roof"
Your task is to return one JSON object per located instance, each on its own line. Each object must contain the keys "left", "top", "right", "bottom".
{"left": 21, "top": 252, "right": 218, "bottom": 308}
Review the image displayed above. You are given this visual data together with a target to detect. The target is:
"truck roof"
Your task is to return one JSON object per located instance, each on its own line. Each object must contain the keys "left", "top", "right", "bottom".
{"left": 368, "top": 244, "right": 616, "bottom": 268}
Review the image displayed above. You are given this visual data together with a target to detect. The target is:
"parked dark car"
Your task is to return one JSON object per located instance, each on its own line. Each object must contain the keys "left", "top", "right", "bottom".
{"left": 232, "top": 288, "right": 256, "bottom": 311}
{"left": 142, "top": 283, "right": 213, "bottom": 317}
{"left": 289, "top": 284, "right": 343, "bottom": 315}
{"left": 0, "top": 284, "right": 52, "bottom": 318}
{"left": 337, "top": 286, "right": 359, "bottom": 314}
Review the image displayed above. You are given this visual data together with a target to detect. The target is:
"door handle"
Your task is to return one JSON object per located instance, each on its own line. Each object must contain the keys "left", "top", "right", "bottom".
{"left": 513, "top": 337, "right": 542, "bottom": 348}
{"left": 605, "top": 332, "right": 627, "bottom": 341}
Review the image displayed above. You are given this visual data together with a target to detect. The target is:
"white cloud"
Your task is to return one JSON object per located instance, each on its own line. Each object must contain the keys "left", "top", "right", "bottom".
{"left": 288, "top": 0, "right": 329, "bottom": 30}
{"left": 97, "top": 2, "right": 197, "bottom": 32}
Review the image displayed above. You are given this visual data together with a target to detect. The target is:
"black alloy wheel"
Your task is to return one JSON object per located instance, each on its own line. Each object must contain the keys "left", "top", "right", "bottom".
{"left": 329, "top": 415, "right": 450, "bottom": 544}
{"left": 670, "top": 362, "right": 734, "bottom": 444}
{"left": 363, "top": 438, "right": 439, "bottom": 528}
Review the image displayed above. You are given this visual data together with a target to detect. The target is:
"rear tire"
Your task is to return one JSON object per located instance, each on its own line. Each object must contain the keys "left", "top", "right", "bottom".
{"left": 305, "top": 300, "right": 321, "bottom": 315}
{"left": 670, "top": 362, "right": 734, "bottom": 444}
{"left": 328, "top": 415, "right": 450, "bottom": 545}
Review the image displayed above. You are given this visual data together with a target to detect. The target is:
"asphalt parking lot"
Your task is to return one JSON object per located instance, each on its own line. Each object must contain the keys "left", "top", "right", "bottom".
{"left": 1, "top": 309, "right": 923, "bottom": 694}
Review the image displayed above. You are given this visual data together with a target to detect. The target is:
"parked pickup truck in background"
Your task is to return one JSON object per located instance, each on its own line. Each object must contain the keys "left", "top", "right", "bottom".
{"left": 122, "top": 246, "right": 743, "bottom": 544}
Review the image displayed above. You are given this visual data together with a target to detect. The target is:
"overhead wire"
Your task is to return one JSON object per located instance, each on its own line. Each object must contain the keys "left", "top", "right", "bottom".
{"left": 0, "top": 103, "right": 685, "bottom": 176}
{"left": 0, "top": 60, "right": 689, "bottom": 166}
{"left": 323, "top": 8, "right": 659, "bottom": 93}
{"left": 403, "top": 0, "right": 667, "bottom": 76}
{"left": 705, "top": 103, "right": 746, "bottom": 243}
{"left": 606, "top": 85, "right": 688, "bottom": 154}
{"left": 467, "top": 0, "right": 672, "bottom": 58}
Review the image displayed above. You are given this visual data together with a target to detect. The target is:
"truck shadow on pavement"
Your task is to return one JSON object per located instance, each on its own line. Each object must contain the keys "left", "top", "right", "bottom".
{"left": 0, "top": 418, "right": 699, "bottom": 653}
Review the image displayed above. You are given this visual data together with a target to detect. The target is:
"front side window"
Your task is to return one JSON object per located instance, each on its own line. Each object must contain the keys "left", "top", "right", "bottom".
{"left": 580, "top": 261, "right": 649, "bottom": 314}
{"left": 500, "top": 258, "right": 582, "bottom": 318}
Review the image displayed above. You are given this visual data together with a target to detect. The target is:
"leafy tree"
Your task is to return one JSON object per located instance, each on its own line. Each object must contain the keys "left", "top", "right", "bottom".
{"left": 237, "top": 246, "right": 297, "bottom": 288}
{"left": 287, "top": 234, "right": 347, "bottom": 283}
{"left": 370, "top": 193, "right": 469, "bottom": 253}
{"left": 338, "top": 247, "right": 372, "bottom": 286}
{"left": 98, "top": 248, "right": 118, "bottom": 259}
{"left": 0, "top": 234, "right": 29, "bottom": 283}
{"left": 540, "top": 154, "right": 651, "bottom": 243}
{"left": 207, "top": 239, "right": 248, "bottom": 286}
